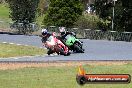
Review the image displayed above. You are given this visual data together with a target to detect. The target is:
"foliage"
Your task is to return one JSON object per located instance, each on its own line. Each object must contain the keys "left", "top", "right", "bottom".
{"left": 94, "top": 0, "right": 132, "bottom": 32}
{"left": 112, "top": 1, "right": 124, "bottom": 31}
{"left": 94, "top": 0, "right": 113, "bottom": 31}
{"left": 0, "top": 3, "right": 10, "bottom": 20}
{"left": 0, "top": 0, "right": 6, "bottom": 4}
{"left": 43, "top": 0, "right": 83, "bottom": 27}
{"left": 37, "top": 0, "right": 49, "bottom": 16}
{"left": 81, "top": 0, "right": 95, "bottom": 10}
{"left": 6, "top": 0, "right": 39, "bottom": 34}
{"left": 120, "top": 0, "right": 132, "bottom": 32}
{"left": 94, "top": 0, "right": 112, "bottom": 19}
{"left": 74, "top": 13, "right": 99, "bottom": 30}
{"left": 97, "top": 18, "right": 111, "bottom": 31}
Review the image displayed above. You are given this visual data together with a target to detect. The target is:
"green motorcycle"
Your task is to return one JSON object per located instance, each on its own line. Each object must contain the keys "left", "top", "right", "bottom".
{"left": 63, "top": 34, "right": 84, "bottom": 53}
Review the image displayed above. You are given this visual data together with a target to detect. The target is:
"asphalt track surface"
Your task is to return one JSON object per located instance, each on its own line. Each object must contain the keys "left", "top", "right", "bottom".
{"left": 0, "top": 34, "right": 132, "bottom": 62}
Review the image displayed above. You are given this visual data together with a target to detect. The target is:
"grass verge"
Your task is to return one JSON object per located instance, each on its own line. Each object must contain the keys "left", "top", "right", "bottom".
{"left": 0, "top": 4, "right": 11, "bottom": 30}
{"left": 0, "top": 62, "right": 131, "bottom": 88}
{"left": 0, "top": 4, "right": 10, "bottom": 20}
{"left": 0, "top": 43, "right": 46, "bottom": 58}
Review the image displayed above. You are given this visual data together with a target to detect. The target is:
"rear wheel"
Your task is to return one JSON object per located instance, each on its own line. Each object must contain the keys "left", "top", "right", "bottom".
{"left": 74, "top": 43, "right": 84, "bottom": 53}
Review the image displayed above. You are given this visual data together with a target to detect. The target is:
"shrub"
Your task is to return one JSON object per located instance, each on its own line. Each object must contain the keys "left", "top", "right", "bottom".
{"left": 74, "top": 13, "right": 100, "bottom": 30}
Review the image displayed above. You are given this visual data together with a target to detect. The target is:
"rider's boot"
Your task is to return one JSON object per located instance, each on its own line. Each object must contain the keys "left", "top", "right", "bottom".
{"left": 47, "top": 49, "right": 54, "bottom": 55}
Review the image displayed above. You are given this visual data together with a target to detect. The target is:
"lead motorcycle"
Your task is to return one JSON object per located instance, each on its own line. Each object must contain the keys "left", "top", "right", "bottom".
{"left": 44, "top": 33, "right": 70, "bottom": 56}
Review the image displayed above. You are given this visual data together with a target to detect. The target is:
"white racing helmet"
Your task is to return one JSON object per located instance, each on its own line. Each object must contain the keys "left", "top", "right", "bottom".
{"left": 59, "top": 27, "right": 66, "bottom": 33}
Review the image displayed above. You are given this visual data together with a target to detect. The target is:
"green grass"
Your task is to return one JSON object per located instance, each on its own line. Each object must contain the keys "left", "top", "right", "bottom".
{"left": 0, "top": 43, "right": 46, "bottom": 58}
{"left": 0, "top": 4, "right": 11, "bottom": 29}
{"left": 0, "top": 4, "right": 10, "bottom": 21}
{"left": 0, "top": 64, "right": 132, "bottom": 88}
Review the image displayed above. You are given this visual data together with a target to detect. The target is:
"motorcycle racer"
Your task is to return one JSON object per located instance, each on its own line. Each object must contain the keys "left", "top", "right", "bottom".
{"left": 58, "top": 27, "right": 84, "bottom": 53}
{"left": 41, "top": 28, "right": 70, "bottom": 55}
{"left": 59, "top": 27, "right": 76, "bottom": 40}
{"left": 41, "top": 29, "right": 54, "bottom": 55}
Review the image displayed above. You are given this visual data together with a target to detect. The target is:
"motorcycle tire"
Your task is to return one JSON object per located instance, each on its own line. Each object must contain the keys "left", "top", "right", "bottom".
{"left": 64, "top": 52, "right": 71, "bottom": 56}
{"left": 47, "top": 49, "right": 54, "bottom": 55}
{"left": 59, "top": 48, "right": 70, "bottom": 56}
{"left": 74, "top": 43, "right": 84, "bottom": 53}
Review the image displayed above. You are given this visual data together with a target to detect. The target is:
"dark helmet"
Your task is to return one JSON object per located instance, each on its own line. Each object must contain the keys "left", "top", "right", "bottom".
{"left": 41, "top": 29, "right": 48, "bottom": 35}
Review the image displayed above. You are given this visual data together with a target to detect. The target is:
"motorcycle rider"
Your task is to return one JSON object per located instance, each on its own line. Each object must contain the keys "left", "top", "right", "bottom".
{"left": 41, "top": 28, "right": 70, "bottom": 55}
{"left": 58, "top": 27, "right": 77, "bottom": 52}
{"left": 59, "top": 27, "right": 76, "bottom": 40}
{"left": 58, "top": 27, "right": 84, "bottom": 53}
{"left": 41, "top": 28, "right": 54, "bottom": 55}
{"left": 58, "top": 27, "right": 77, "bottom": 46}
{"left": 41, "top": 29, "right": 51, "bottom": 43}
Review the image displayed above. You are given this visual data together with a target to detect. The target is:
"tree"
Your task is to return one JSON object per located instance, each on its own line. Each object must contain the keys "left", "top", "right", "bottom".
{"left": 74, "top": 14, "right": 100, "bottom": 30}
{"left": 94, "top": 0, "right": 113, "bottom": 19}
{"left": 94, "top": 0, "right": 132, "bottom": 32}
{"left": 121, "top": 0, "right": 132, "bottom": 32}
{"left": 43, "top": 0, "right": 83, "bottom": 27}
{"left": 81, "top": 0, "right": 95, "bottom": 10}
{"left": 37, "top": 0, "right": 49, "bottom": 16}
{"left": 7, "top": 0, "right": 39, "bottom": 34}
{"left": 0, "top": 0, "right": 5, "bottom": 3}
{"left": 94, "top": 0, "right": 112, "bottom": 31}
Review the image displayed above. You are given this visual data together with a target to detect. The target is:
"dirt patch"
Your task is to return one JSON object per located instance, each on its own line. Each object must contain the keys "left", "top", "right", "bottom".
{"left": 0, "top": 61, "right": 131, "bottom": 70}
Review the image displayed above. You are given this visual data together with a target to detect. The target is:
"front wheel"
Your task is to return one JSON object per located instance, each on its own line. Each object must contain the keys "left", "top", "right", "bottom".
{"left": 60, "top": 48, "right": 71, "bottom": 56}
{"left": 64, "top": 52, "right": 71, "bottom": 56}
{"left": 47, "top": 49, "right": 54, "bottom": 55}
{"left": 57, "top": 46, "right": 71, "bottom": 56}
